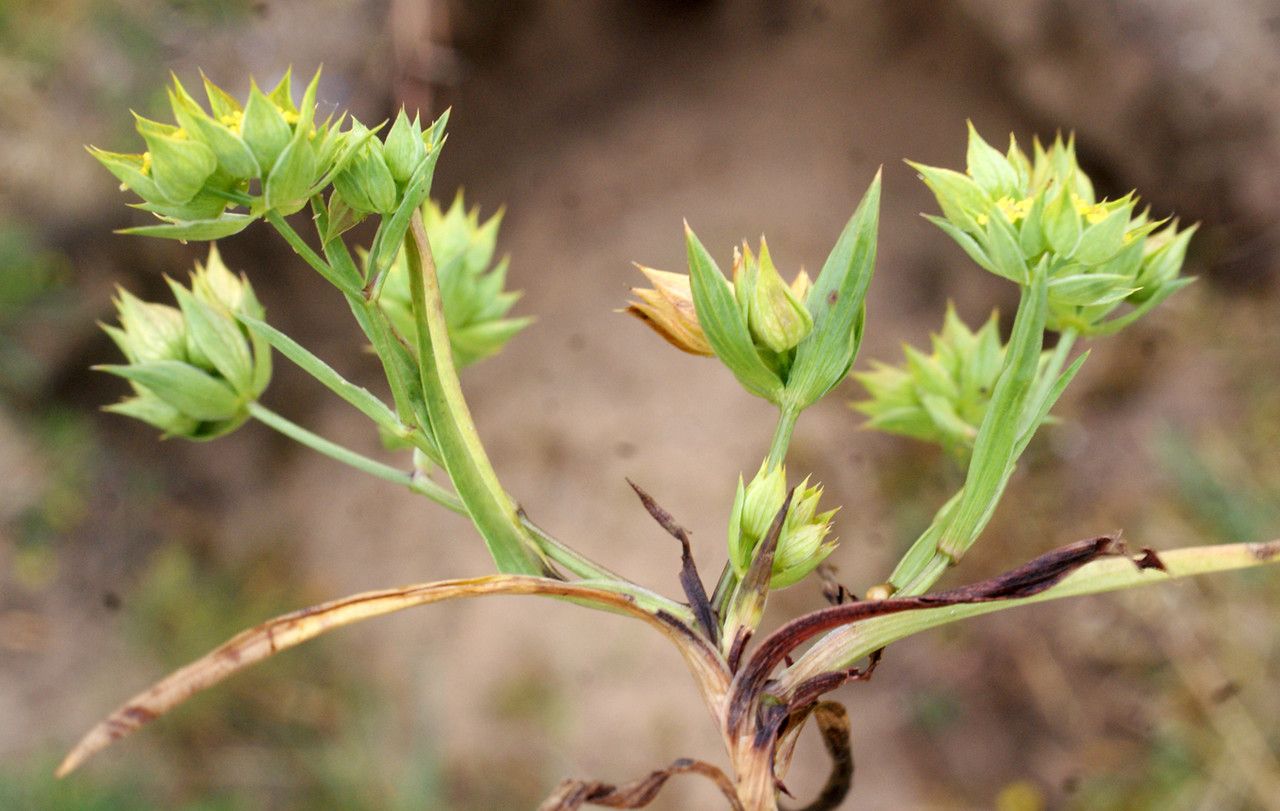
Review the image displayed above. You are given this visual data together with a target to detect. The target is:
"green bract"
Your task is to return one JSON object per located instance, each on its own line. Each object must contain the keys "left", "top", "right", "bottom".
{"left": 854, "top": 304, "right": 1016, "bottom": 456}
{"left": 728, "top": 462, "right": 838, "bottom": 589}
{"left": 98, "top": 245, "right": 271, "bottom": 440}
{"left": 378, "top": 194, "right": 531, "bottom": 368}
{"left": 910, "top": 124, "right": 1195, "bottom": 335}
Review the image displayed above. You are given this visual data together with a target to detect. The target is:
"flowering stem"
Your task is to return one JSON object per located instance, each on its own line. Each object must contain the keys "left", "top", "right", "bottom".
{"left": 766, "top": 405, "right": 800, "bottom": 469}
{"left": 247, "top": 402, "right": 677, "bottom": 610}
{"left": 264, "top": 209, "right": 363, "bottom": 298}
{"left": 247, "top": 401, "right": 461, "bottom": 509}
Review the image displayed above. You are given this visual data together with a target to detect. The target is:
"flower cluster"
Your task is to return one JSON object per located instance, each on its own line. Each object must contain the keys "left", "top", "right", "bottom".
{"left": 728, "top": 461, "right": 838, "bottom": 589}
{"left": 911, "top": 124, "right": 1195, "bottom": 335}
{"left": 378, "top": 194, "right": 532, "bottom": 368}
{"left": 99, "top": 246, "right": 270, "bottom": 439}
{"left": 87, "top": 70, "right": 442, "bottom": 241}
{"left": 853, "top": 304, "right": 1008, "bottom": 455}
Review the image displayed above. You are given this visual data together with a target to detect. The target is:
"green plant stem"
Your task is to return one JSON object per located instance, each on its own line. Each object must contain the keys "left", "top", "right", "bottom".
{"left": 265, "top": 210, "right": 362, "bottom": 297}
{"left": 247, "top": 401, "right": 460, "bottom": 509}
{"left": 779, "top": 539, "right": 1280, "bottom": 695}
{"left": 404, "top": 211, "right": 551, "bottom": 576}
{"left": 766, "top": 405, "right": 800, "bottom": 469}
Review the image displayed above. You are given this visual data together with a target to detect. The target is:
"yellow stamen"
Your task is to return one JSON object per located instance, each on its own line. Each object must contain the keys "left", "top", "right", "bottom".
{"left": 218, "top": 110, "right": 244, "bottom": 131}
{"left": 995, "top": 195, "right": 1034, "bottom": 223}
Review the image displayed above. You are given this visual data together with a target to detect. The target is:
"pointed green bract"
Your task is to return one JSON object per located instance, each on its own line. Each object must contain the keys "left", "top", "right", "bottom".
{"left": 379, "top": 193, "right": 530, "bottom": 368}
{"left": 685, "top": 225, "right": 784, "bottom": 402}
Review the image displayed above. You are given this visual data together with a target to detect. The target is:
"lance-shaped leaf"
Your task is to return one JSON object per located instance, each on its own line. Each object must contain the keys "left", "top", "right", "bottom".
{"left": 938, "top": 261, "right": 1047, "bottom": 561}
{"left": 57, "top": 574, "right": 729, "bottom": 778}
{"left": 775, "top": 538, "right": 1280, "bottom": 704}
{"left": 784, "top": 171, "right": 881, "bottom": 410}
{"left": 404, "top": 212, "right": 548, "bottom": 575}
{"left": 118, "top": 214, "right": 254, "bottom": 242}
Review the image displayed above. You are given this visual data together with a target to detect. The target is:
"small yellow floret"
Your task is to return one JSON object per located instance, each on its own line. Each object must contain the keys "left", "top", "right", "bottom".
{"left": 995, "top": 195, "right": 1034, "bottom": 223}
{"left": 140, "top": 151, "right": 152, "bottom": 175}
{"left": 1071, "top": 193, "right": 1109, "bottom": 225}
{"left": 218, "top": 110, "right": 244, "bottom": 131}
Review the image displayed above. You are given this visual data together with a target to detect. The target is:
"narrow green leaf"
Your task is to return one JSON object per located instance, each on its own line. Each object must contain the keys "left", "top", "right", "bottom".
{"left": 965, "top": 121, "right": 1018, "bottom": 197}
{"left": 939, "top": 262, "right": 1047, "bottom": 561}
{"left": 118, "top": 214, "right": 254, "bottom": 241}
{"left": 784, "top": 171, "right": 881, "bottom": 409}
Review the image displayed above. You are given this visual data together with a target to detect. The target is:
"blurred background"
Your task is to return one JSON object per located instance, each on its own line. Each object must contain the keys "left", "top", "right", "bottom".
{"left": 3, "top": 0, "right": 1280, "bottom": 808}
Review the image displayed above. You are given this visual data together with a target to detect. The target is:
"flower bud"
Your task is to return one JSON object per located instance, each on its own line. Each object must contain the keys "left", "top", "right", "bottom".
{"left": 738, "top": 239, "right": 813, "bottom": 353}
{"left": 379, "top": 194, "right": 531, "bottom": 367}
{"left": 728, "top": 462, "right": 838, "bottom": 589}
{"left": 98, "top": 246, "right": 271, "bottom": 440}
{"left": 332, "top": 122, "right": 398, "bottom": 214}
{"left": 383, "top": 109, "right": 426, "bottom": 185}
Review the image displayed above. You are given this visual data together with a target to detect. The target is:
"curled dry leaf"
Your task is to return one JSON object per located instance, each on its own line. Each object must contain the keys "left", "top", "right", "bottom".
{"left": 784, "top": 701, "right": 853, "bottom": 811}
{"left": 537, "top": 757, "right": 743, "bottom": 811}
{"left": 58, "top": 575, "right": 728, "bottom": 778}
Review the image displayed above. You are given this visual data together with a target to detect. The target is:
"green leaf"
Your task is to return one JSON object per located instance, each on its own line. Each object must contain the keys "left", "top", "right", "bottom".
{"left": 1048, "top": 273, "right": 1137, "bottom": 306}
{"left": 88, "top": 147, "right": 166, "bottom": 203}
{"left": 923, "top": 214, "right": 994, "bottom": 273}
{"left": 383, "top": 108, "right": 424, "bottom": 184}
{"left": 1074, "top": 204, "right": 1131, "bottom": 265}
{"left": 403, "top": 213, "right": 547, "bottom": 575}
{"left": 982, "top": 211, "right": 1028, "bottom": 283}
{"left": 939, "top": 262, "right": 1047, "bottom": 561}
{"left": 784, "top": 172, "right": 881, "bottom": 409}
{"left": 168, "top": 81, "right": 259, "bottom": 179}
{"left": 684, "top": 224, "right": 783, "bottom": 402}
{"left": 97, "top": 360, "right": 242, "bottom": 421}
{"left": 264, "top": 69, "right": 322, "bottom": 214}
{"left": 369, "top": 143, "right": 445, "bottom": 278}
{"left": 118, "top": 214, "right": 254, "bottom": 241}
